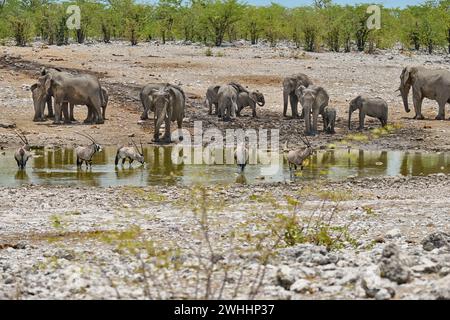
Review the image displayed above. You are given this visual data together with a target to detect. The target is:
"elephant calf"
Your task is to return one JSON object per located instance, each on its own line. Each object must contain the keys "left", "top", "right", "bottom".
{"left": 348, "top": 96, "right": 388, "bottom": 130}
{"left": 236, "top": 91, "right": 265, "bottom": 118}
{"left": 205, "top": 85, "right": 221, "bottom": 115}
{"left": 323, "top": 106, "right": 336, "bottom": 134}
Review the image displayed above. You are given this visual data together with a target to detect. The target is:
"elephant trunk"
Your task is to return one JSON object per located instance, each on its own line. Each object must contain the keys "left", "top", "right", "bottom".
{"left": 348, "top": 106, "right": 352, "bottom": 129}
{"left": 400, "top": 84, "right": 411, "bottom": 113}
{"left": 155, "top": 102, "right": 167, "bottom": 133}
{"left": 282, "top": 90, "right": 289, "bottom": 115}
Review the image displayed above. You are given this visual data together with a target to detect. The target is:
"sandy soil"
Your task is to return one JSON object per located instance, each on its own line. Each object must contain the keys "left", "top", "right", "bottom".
{"left": 0, "top": 41, "right": 449, "bottom": 151}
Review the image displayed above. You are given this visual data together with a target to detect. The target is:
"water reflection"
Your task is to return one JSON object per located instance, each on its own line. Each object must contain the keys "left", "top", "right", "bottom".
{"left": 0, "top": 147, "right": 448, "bottom": 187}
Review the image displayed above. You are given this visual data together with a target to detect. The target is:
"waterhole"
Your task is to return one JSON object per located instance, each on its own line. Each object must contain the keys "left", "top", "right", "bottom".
{"left": 0, "top": 147, "right": 448, "bottom": 187}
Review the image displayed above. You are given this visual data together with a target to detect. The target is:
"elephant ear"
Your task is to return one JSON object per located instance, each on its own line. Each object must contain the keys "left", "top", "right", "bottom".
{"left": 249, "top": 91, "right": 258, "bottom": 103}
{"left": 295, "top": 85, "right": 306, "bottom": 97}
{"left": 401, "top": 67, "right": 410, "bottom": 87}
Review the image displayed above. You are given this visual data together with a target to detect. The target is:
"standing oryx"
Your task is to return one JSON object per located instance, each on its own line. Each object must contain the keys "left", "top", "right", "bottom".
{"left": 14, "top": 130, "right": 32, "bottom": 170}
{"left": 115, "top": 140, "right": 145, "bottom": 166}
{"left": 75, "top": 133, "right": 102, "bottom": 168}
{"left": 283, "top": 135, "right": 314, "bottom": 179}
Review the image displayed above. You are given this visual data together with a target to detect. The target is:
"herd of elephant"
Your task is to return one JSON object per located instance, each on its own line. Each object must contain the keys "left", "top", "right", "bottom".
{"left": 29, "top": 65, "right": 450, "bottom": 141}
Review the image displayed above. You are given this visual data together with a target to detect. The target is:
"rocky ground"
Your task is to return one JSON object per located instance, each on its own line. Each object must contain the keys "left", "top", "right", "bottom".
{"left": 0, "top": 41, "right": 449, "bottom": 300}
{"left": 0, "top": 174, "right": 449, "bottom": 300}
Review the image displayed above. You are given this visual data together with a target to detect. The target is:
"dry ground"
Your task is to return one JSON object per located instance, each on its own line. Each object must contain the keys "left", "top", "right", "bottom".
{"left": 0, "top": 41, "right": 449, "bottom": 151}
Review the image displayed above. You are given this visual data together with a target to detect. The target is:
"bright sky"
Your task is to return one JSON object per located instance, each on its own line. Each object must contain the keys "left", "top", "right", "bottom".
{"left": 245, "top": 0, "right": 425, "bottom": 8}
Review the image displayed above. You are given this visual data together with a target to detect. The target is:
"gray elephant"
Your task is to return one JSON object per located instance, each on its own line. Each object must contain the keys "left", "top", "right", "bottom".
{"left": 205, "top": 85, "right": 221, "bottom": 115}
{"left": 217, "top": 82, "right": 249, "bottom": 121}
{"left": 283, "top": 73, "right": 313, "bottom": 118}
{"left": 38, "top": 68, "right": 105, "bottom": 124}
{"left": 348, "top": 96, "right": 388, "bottom": 130}
{"left": 149, "top": 86, "right": 185, "bottom": 143}
{"left": 398, "top": 66, "right": 450, "bottom": 120}
{"left": 296, "top": 85, "right": 329, "bottom": 136}
{"left": 236, "top": 91, "right": 265, "bottom": 118}
{"left": 323, "top": 106, "right": 336, "bottom": 134}
{"left": 140, "top": 83, "right": 184, "bottom": 120}
{"left": 70, "top": 87, "right": 108, "bottom": 123}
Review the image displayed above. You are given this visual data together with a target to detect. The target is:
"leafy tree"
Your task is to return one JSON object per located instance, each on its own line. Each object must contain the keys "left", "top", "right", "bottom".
{"left": 202, "top": 0, "right": 244, "bottom": 46}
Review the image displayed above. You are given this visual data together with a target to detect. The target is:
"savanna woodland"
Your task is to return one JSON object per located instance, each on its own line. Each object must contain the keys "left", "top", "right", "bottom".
{"left": 1, "top": 0, "right": 449, "bottom": 53}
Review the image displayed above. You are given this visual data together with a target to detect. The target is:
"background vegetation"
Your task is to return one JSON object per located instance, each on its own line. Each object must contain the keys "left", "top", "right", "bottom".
{"left": 0, "top": 0, "right": 449, "bottom": 53}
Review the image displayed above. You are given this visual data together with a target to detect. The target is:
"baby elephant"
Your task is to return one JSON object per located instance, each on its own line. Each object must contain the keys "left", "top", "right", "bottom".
{"left": 348, "top": 96, "right": 388, "bottom": 130}
{"left": 323, "top": 106, "right": 336, "bottom": 134}
{"left": 236, "top": 91, "right": 265, "bottom": 118}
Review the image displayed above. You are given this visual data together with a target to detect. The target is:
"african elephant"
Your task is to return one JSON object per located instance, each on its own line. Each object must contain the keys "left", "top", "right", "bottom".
{"left": 31, "top": 83, "right": 47, "bottom": 122}
{"left": 39, "top": 68, "right": 105, "bottom": 124}
{"left": 140, "top": 83, "right": 184, "bottom": 120}
{"left": 295, "top": 85, "right": 329, "bottom": 136}
{"left": 217, "top": 85, "right": 238, "bottom": 121}
{"left": 205, "top": 85, "right": 221, "bottom": 115}
{"left": 398, "top": 66, "right": 450, "bottom": 120}
{"left": 323, "top": 106, "right": 336, "bottom": 134}
{"left": 348, "top": 96, "right": 388, "bottom": 130}
{"left": 217, "top": 82, "right": 249, "bottom": 121}
{"left": 283, "top": 73, "right": 313, "bottom": 118}
{"left": 236, "top": 91, "right": 265, "bottom": 118}
{"left": 150, "top": 86, "right": 185, "bottom": 143}
{"left": 71, "top": 87, "right": 108, "bottom": 123}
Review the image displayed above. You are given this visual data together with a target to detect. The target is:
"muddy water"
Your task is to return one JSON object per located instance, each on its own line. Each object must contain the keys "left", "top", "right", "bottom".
{"left": 0, "top": 147, "right": 449, "bottom": 187}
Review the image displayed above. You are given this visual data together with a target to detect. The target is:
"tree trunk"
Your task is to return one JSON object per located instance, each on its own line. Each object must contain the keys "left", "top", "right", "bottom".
{"left": 76, "top": 29, "right": 85, "bottom": 44}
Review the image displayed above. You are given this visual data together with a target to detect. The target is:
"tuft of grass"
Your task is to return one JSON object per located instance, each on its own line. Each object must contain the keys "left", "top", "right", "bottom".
{"left": 205, "top": 48, "right": 213, "bottom": 57}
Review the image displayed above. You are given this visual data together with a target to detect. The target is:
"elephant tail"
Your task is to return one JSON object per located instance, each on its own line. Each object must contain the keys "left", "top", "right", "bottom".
{"left": 98, "top": 83, "right": 105, "bottom": 112}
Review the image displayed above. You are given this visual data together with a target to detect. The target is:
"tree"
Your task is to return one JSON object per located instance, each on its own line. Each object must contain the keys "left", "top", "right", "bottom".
{"left": 202, "top": 0, "right": 243, "bottom": 46}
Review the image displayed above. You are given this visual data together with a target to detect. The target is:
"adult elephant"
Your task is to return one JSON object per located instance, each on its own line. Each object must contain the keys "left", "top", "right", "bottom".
{"left": 398, "top": 66, "right": 450, "bottom": 120}
{"left": 140, "top": 83, "right": 184, "bottom": 120}
{"left": 71, "top": 87, "right": 109, "bottom": 123}
{"left": 295, "top": 85, "right": 329, "bottom": 136}
{"left": 282, "top": 73, "right": 313, "bottom": 118}
{"left": 149, "top": 85, "right": 185, "bottom": 143}
{"left": 39, "top": 68, "right": 108, "bottom": 123}
{"left": 35, "top": 71, "right": 105, "bottom": 125}
{"left": 217, "top": 82, "right": 249, "bottom": 121}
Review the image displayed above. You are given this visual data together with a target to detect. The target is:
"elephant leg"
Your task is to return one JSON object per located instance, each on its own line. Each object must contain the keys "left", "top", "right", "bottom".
{"left": 62, "top": 102, "right": 70, "bottom": 124}
{"left": 322, "top": 114, "right": 328, "bottom": 132}
{"left": 413, "top": 96, "right": 424, "bottom": 120}
{"left": 70, "top": 104, "right": 76, "bottom": 122}
{"left": 153, "top": 118, "right": 160, "bottom": 142}
{"left": 283, "top": 90, "right": 289, "bottom": 117}
{"left": 140, "top": 109, "right": 149, "bottom": 120}
{"left": 435, "top": 101, "right": 445, "bottom": 120}
{"left": 162, "top": 117, "right": 171, "bottom": 143}
{"left": 46, "top": 96, "right": 54, "bottom": 118}
{"left": 122, "top": 158, "right": 126, "bottom": 165}
{"left": 358, "top": 111, "right": 365, "bottom": 130}
{"left": 95, "top": 106, "right": 104, "bottom": 124}
{"left": 84, "top": 106, "right": 93, "bottom": 124}
{"left": 290, "top": 94, "right": 299, "bottom": 118}
{"left": 53, "top": 101, "right": 63, "bottom": 124}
